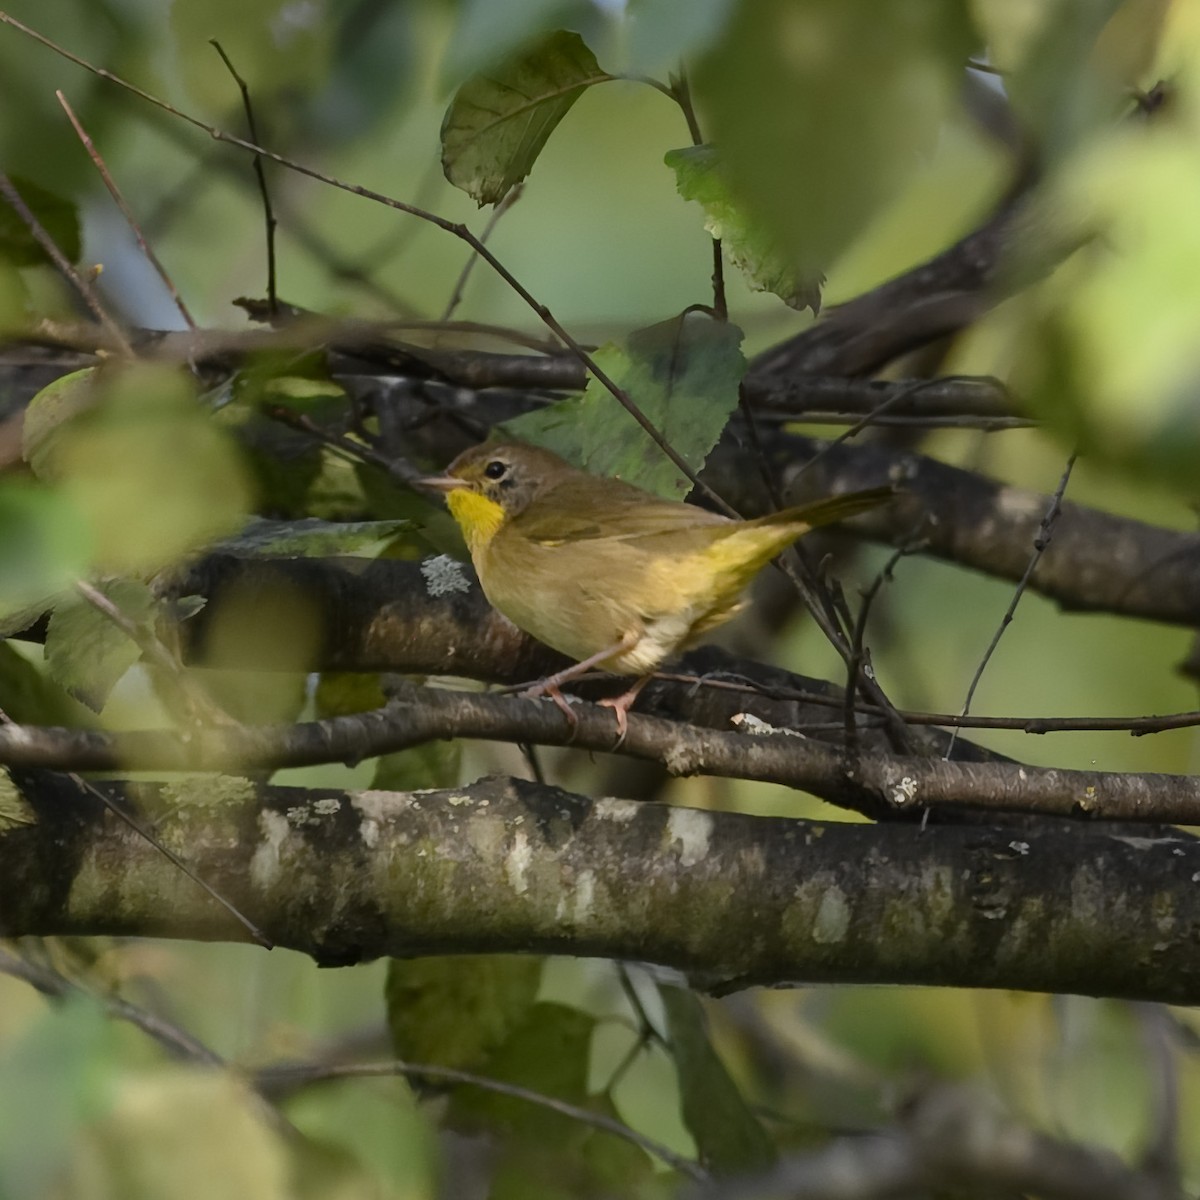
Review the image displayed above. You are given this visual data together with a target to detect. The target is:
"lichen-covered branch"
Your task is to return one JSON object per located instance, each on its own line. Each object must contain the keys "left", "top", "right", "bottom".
{"left": 3, "top": 772, "right": 1200, "bottom": 1003}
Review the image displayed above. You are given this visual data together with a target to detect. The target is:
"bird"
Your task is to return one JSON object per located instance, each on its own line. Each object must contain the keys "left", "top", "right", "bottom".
{"left": 421, "top": 441, "right": 892, "bottom": 738}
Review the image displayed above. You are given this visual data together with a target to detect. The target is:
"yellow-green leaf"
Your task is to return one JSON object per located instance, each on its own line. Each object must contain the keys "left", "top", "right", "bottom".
{"left": 442, "top": 30, "right": 611, "bottom": 205}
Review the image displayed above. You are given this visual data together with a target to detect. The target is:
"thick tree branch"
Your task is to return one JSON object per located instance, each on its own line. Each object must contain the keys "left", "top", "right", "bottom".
{"left": 3, "top": 773, "right": 1199, "bottom": 1003}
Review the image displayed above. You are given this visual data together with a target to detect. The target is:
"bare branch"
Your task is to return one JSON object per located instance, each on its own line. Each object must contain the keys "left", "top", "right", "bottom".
{"left": 4, "top": 773, "right": 1200, "bottom": 1003}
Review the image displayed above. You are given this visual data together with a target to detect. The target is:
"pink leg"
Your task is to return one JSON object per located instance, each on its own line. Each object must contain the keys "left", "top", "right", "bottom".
{"left": 597, "top": 674, "right": 653, "bottom": 746}
{"left": 521, "top": 632, "right": 639, "bottom": 704}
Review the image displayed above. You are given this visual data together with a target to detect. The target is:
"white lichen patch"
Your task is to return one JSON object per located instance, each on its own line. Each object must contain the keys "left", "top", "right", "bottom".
{"left": 996, "top": 487, "right": 1047, "bottom": 519}
{"left": 353, "top": 790, "right": 414, "bottom": 821}
{"left": 891, "top": 777, "right": 919, "bottom": 806}
{"left": 561, "top": 868, "right": 595, "bottom": 921}
{"left": 359, "top": 818, "right": 380, "bottom": 848}
{"left": 812, "top": 887, "right": 850, "bottom": 944}
{"left": 505, "top": 829, "right": 532, "bottom": 895}
{"left": 312, "top": 798, "right": 341, "bottom": 816}
{"left": 420, "top": 554, "right": 471, "bottom": 596}
{"left": 593, "top": 797, "right": 641, "bottom": 823}
{"left": 250, "top": 810, "right": 291, "bottom": 891}
{"left": 666, "top": 807, "right": 712, "bottom": 867}
{"left": 285, "top": 804, "right": 332, "bottom": 828}
{"left": 730, "top": 713, "right": 803, "bottom": 737}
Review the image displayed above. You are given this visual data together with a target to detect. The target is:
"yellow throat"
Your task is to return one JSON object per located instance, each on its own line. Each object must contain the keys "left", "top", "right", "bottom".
{"left": 446, "top": 487, "right": 507, "bottom": 555}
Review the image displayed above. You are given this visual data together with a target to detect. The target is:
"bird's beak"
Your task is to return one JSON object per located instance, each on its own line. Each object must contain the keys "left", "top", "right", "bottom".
{"left": 417, "top": 474, "right": 464, "bottom": 493}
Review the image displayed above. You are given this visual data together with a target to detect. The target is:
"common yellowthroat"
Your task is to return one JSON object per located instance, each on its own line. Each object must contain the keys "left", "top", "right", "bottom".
{"left": 422, "top": 442, "right": 891, "bottom": 735}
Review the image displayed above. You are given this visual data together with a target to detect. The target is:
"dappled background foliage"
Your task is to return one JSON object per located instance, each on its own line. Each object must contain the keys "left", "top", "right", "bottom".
{"left": 1, "top": 0, "right": 1200, "bottom": 1196}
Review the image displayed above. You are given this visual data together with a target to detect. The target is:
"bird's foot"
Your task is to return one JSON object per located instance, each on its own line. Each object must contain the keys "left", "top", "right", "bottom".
{"left": 597, "top": 676, "right": 652, "bottom": 749}
{"left": 521, "top": 680, "right": 579, "bottom": 740}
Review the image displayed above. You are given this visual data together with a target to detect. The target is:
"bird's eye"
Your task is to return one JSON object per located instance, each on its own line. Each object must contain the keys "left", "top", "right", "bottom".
{"left": 484, "top": 460, "right": 508, "bottom": 480}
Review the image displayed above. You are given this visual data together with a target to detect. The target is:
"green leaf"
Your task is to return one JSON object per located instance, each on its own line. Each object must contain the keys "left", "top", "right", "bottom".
{"left": 0, "top": 996, "right": 115, "bottom": 1199}
{"left": 0, "top": 483, "right": 91, "bottom": 629}
{"left": 442, "top": 30, "right": 611, "bottom": 205}
{"left": 212, "top": 517, "right": 416, "bottom": 559}
{"left": 0, "top": 175, "right": 81, "bottom": 266}
{"left": 26, "top": 363, "right": 253, "bottom": 573}
{"left": 666, "top": 144, "right": 823, "bottom": 313}
{"left": 0, "top": 641, "right": 97, "bottom": 727}
{"left": 22, "top": 367, "right": 99, "bottom": 480}
{"left": 661, "top": 986, "right": 774, "bottom": 1175}
{"left": 386, "top": 956, "right": 543, "bottom": 1073}
{"left": 0, "top": 767, "right": 35, "bottom": 831}
{"left": 694, "top": 0, "right": 976, "bottom": 278}
{"left": 505, "top": 312, "right": 745, "bottom": 497}
{"left": 447, "top": 1001, "right": 593, "bottom": 1136}
{"left": 45, "top": 579, "right": 156, "bottom": 712}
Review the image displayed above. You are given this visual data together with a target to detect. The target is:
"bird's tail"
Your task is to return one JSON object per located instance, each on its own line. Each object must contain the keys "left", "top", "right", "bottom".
{"left": 765, "top": 485, "right": 895, "bottom": 532}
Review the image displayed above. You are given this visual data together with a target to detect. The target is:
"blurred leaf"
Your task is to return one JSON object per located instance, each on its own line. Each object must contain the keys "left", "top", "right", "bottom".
{"left": 240, "top": 373, "right": 347, "bottom": 413}
{"left": 1002, "top": 0, "right": 1132, "bottom": 158}
{"left": 694, "top": 0, "right": 975, "bottom": 278}
{"left": 22, "top": 366, "right": 99, "bottom": 480}
{"left": 317, "top": 668, "right": 468, "bottom": 798}
{"left": 286, "top": 1081, "right": 440, "bottom": 1200}
{"left": 314, "top": 671, "right": 388, "bottom": 718}
{"left": 441, "top": 0, "right": 583, "bottom": 85}
{"left": 371, "top": 739, "right": 462, "bottom": 792}
{"left": 170, "top": 0, "right": 332, "bottom": 117}
{"left": 442, "top": 30, "right": 611, "bottom": 205}
{"left": 79, "top": 1068, "right": 290, "bottom": 1200}
{"left": 386, "top": 956, "right": 542, "bottom": 1073}
{"left": 620, "top": 0, "right": 734, "bottom": 75}
{"left": 44, "top": 579, "right": 155, "bottom": 712}
{"left": 27, "top": 363, "right": 253, "bottom": 574}
{"left": 505, "top": 312, "right": 745, "bottom": 497}
{"left": 0, "top": 174, "right": 81, "bottom": 266}
{"left": 1009, "top": 124, "right": 1200, "bottom": 491}
{"left": 0, "top": 482, "right": 91, "bottom": 628}
{"left": 661, "top": 986, "right": 774, "bottom": 1174}
{"left": 0, "top": 995, "right": 115, "bottom": 1199}
{"left": 213, "top": 516, "right": 416, "bottom": 559}
{"left": 193, "top": 568, "right": 317, "bottom": 723}
{"left": 666, "top": 144, "right": 823, "bottom": 312}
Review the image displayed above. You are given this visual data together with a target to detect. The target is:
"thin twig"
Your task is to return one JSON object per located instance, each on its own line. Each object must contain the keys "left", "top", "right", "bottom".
{"left": 946, "top": 452, "right": 1077, "bottom": 759}
{"left": 263, "top": 404, "right": 426, "bottom": 487}
{"left": 0, "top": 14, "right": 725, "bottom": 509}
{"left": 842, "top": 545, "right": 912, "bottom": 752}
{"left": 0, "top": 944, "right": 226, "bottom": 1064}
{"left": 791, "top": 377, "right": 967, "bottom": 482}
{"left": 0, "top": 170, "right": 133, "bottom": 356}
{"left": 254, "top": 1058, "right": 708, "bottom": 1181}
{"left": 210, "top": 40, "right": 277, "bottom": 316}
{"left": 441, "top": 183, "right": 523, "bottom": 321}
{"left": 56, "top": 91, "right": 195, "bottom": 330}
{"left": 668, "top": 70, "right": 727, "bottom": 320}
